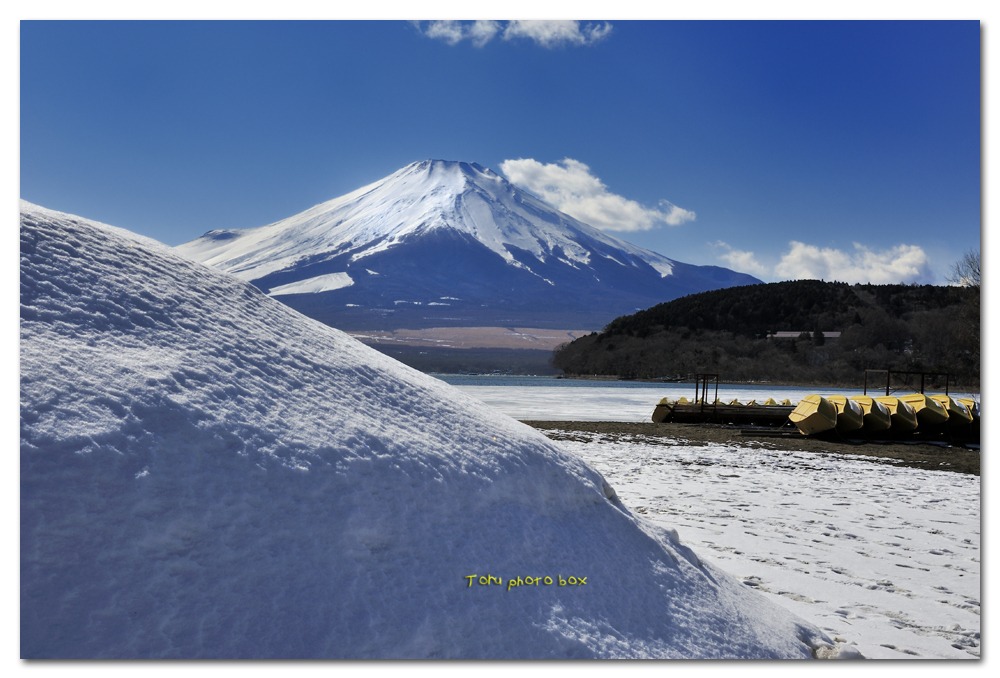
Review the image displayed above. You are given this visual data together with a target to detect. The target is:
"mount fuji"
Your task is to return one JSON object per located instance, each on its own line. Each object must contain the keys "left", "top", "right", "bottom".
{"left": 176, "top": 160, "right": 760, "bottom": 332}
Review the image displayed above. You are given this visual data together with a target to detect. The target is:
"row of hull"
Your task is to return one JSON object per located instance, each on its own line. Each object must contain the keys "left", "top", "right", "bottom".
{"left": 650, "top": 393, "right": 979, "bottom": 441}
{"left": 651, "top": 397, "right": 793, "bottom": 426}
{"left": 788, "top": 393, "right": 979, "bottom": 436}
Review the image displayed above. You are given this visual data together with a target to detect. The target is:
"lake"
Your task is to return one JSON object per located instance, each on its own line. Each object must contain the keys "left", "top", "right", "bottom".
{"left": 432, "top": 374, "right": 979, "bottom": 422}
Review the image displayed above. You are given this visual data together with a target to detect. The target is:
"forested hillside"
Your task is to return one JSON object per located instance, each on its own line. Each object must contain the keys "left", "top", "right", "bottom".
{"left": 552, "top": 280, "right": 980, "bottom": 388}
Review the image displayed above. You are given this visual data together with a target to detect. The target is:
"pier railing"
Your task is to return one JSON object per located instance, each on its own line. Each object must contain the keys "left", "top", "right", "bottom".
{"left": 863, "top": 369, "right": 950, "bottom": 396}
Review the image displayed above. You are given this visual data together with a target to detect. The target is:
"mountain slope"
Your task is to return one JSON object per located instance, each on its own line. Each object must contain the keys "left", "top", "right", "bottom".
{"left": 176, "top": 160, "right": 760, "bottom": 330}
{"left": 20, "top": 200, "right": 839, "bottom": 659}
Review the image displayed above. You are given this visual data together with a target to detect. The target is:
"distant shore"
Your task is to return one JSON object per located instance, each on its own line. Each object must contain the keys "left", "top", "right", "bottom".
{"left": 553, "top": 374, "right": 982, "bottom": 391}
{"left": 523, "top": 420, "right": 980, "bottom": 476}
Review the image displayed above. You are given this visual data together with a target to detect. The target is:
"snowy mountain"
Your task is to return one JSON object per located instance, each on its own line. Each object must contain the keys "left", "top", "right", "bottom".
{"left": 19, "top": 200, "right": 843, "bottom": 659}
{"left": 176, "top": 160, "right": 761, "bottom": 330}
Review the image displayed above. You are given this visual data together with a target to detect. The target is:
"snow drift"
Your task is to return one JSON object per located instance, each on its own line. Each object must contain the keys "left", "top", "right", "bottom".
{"left": 21, "top": 201, "right": 835, "bottom": 659}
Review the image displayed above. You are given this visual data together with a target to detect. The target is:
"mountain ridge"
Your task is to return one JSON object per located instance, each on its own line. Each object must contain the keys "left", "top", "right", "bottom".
{"left": 176, "top": 160, "right": 760, "bottom": 331}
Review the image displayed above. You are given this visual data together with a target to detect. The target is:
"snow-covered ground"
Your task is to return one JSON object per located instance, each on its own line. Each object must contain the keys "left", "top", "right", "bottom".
{"left": 557, "top": 431, "right": 981, "bottom": 660}
{"left": 443, "top": 380, "right": 982, "bottom": 659}
{"left": 19, "top": 201, "right": 848, "bottom": 660}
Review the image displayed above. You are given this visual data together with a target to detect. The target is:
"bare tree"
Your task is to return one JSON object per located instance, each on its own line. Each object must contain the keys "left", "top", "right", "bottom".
{"left": 948, "top": 249, "right": 980, "bottom": 288}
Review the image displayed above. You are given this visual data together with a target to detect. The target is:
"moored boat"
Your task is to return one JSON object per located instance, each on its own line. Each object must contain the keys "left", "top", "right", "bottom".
{"left": 874, "top": 396, "right": 918, "bottom": 432}
{"left": 897, "top": 393, "right": 950, "bottom": 427}
{"left": 852, "top": 396, "right": 892, "bottom": 432}
{"left": 788, "top": 394, "right": 838, "bottom": 435}
{"left": 827, "top": 395, "right": 864, "bottom": 432}
{"left": 651, "top": 397, "right": 674, "bottom": 423}
{"left": 928, "top": 394, "right": 974, "bottom": 426}
{"left": 957, "top": 397, "right": 980, "bottom": 420}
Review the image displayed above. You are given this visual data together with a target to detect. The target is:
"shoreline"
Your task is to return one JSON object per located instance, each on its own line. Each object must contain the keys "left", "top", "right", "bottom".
{"left": 523, "top": 420, "right": 980, "bottom": 476}
{"left": 554, "top": 374, "right": 983, "bottom": 391}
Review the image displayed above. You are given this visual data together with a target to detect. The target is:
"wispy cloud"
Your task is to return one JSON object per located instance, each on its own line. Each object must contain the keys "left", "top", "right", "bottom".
{"left": 711, "top": 241, "right": 771, "bottom": 278}
{"left": 500, "top": 157, "right": 695, "bottom": 232}
{"left": 713, "top": 240, "right": 933, "bottom": 284}
{"left": 417, "top": 20, "right": 612, "bottom": 48}
{"left": 502, "top": 20, "right": 612, "bottom": 47}
{"left": 422, "top": 20, "right": 502, "bottom": 47}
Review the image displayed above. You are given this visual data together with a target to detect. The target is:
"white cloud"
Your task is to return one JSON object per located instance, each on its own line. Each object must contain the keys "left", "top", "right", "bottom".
{"left": 423, "top": 20, "right": 465, "bottom": 45}
{"left": 418, "top": 20, "right": 611, "bottom": 48}
{"left": 467, "top": 20, "right": 503, "bottom": 47}
{"left": 712, "top": 240, "right": 933, "bottom": 284}
{"left": 712, "top": 241, "right": 771, "bottom": 277}
{"left": 500, "top": 157, "right": 695, "bottom": 232}
{"left": 774, "top": 241, "right": 932, "bottom": 284}
{"left": 424, "top": 20, "right": 502, "bottom": 48}
{"left": 503, "top": 20, "right": 612, "bottom": 47}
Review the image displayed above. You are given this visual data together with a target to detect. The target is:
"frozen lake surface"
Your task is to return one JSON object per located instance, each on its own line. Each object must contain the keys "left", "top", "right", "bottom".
{"left": 436, "top": 374, "right": 978, "bottom": 423}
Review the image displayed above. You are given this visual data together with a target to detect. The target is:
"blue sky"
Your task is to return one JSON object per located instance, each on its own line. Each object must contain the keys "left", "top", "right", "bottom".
{"left": 19, "top": 18, "right": 981, "bottom": 284}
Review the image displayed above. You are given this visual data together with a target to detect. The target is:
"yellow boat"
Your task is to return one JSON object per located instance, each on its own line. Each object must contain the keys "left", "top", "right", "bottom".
{"left": 827, "top": 395, "right": 864, "bottom": 432}
{"left": 651, "top": 397, "right": 674, "bottom": 423}
{"left": 874, "top": 396, "right": 918, "bottom": 432}
{"left": 928, "top": 394, "right": 973, "bottom": 426}
{"left": 788, "top": 394, "right": 838, "bottom": 435}
{"left": 957, "top": 397, "right": 980, "bottom": 420}
{"left": 852, "top": 396, "right": 892, "bottom": 431}
{"left": 897, "top": 393, "right": 949, "bottom": 427}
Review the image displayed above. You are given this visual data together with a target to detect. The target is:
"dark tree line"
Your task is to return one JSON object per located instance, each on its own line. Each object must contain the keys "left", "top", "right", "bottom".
{"left": 552, "top": 280, "right": 980, "bottom": 388}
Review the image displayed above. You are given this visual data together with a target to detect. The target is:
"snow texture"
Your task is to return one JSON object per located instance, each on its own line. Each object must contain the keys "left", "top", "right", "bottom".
{"left": 558, "top": 431, "right": 980, "bottom": 660}
{"left": 20, "top": 201, "right": 839, "bottom": 659}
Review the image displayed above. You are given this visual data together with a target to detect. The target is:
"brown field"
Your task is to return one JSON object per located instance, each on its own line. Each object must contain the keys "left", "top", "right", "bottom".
{"left": 349, "top": 326, "right": 592, "bottom": 350}
{"left": 524, "top": 420, "right": 981, "bottom": 476}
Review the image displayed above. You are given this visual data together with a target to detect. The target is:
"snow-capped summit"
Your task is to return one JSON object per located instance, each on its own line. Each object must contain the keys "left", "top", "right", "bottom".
{"left": 20, "top": 201, "right": 839, "bottom": 659}
{"left": 176, "top": 160, "right": 760, "bottom": 330}
{"left": 183, "top": 160, "right": 674, "bottom": 280}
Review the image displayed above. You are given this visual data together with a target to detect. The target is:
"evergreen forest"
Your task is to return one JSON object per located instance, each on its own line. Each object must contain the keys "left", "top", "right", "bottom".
{"left": 551, "top": 280, "right": 980, "bottom": 389}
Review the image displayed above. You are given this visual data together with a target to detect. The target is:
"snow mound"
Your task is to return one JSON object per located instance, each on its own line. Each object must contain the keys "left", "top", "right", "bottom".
{"left": 20, "top": 201, "right": 835, "bottom": 659}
